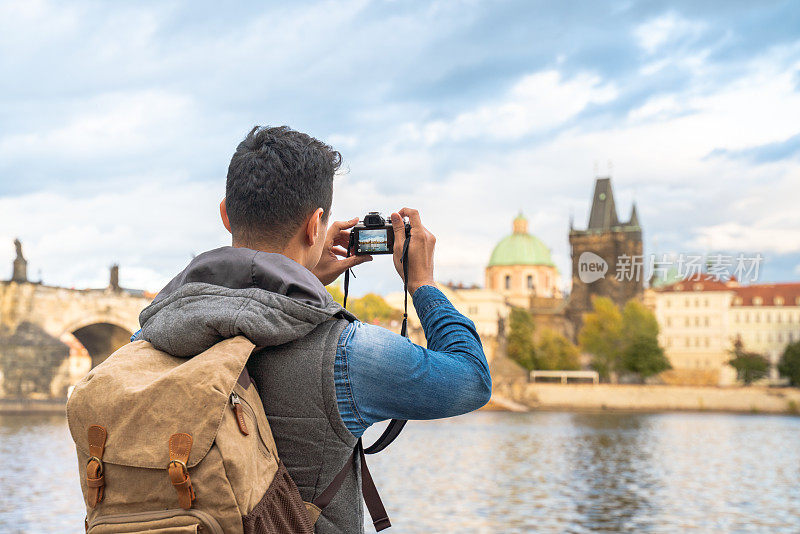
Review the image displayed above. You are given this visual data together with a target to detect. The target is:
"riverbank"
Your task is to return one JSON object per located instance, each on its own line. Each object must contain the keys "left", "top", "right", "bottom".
{"left": 492, "top": 382, "right": 800, "bottom": 415}
{"left": 0, "top": 398, "right": 66, "bottom": 414}
{"left": 4, "top": 384, "right": 800, "bottom": 416}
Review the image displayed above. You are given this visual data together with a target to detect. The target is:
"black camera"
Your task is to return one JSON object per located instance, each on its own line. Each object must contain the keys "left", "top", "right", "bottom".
{"left": 349, "top": 212, "right": 407, "bottom": 255}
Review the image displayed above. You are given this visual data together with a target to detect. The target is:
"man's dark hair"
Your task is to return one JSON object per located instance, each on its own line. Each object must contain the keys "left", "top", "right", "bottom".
{"left": 226, "top": 125, "right": 342, "bottom": 247}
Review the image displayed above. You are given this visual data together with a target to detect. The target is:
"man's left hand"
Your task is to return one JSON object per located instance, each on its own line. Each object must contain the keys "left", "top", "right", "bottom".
{"left": 312, "top": 217, "right": 372, "bottom": 286}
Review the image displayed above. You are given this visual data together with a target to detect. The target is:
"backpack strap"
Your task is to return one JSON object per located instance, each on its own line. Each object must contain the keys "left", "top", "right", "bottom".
{"left": 312, "top": 438, "right": 391, "bottom": 531}
{"left": 342, "top": 223, "right": 412, "bottom": 457}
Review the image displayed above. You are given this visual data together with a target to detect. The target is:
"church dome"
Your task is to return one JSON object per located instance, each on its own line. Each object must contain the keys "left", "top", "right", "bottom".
{"left": 488, "top": 214, "right": 556, "bottom": 268}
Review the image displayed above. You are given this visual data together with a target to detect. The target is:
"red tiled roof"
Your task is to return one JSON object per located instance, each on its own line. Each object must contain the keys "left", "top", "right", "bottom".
{"left": 657, "top": 274, "right": 737, "bottom": 293}
{"left": 732, "top": 283, "right": 800, "bottom": 307}
{"left": 657, "top": 276, "right": 800, "bottom": 306}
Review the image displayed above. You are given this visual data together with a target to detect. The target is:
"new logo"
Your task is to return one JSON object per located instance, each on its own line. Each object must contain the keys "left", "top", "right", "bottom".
{"left": 578, "top": 252, "right": 608, "bottom": 284}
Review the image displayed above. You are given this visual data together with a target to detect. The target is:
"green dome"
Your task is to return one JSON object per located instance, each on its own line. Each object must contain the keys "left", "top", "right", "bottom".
{"left": 488, "top": 214, "right": 556, "bottom": 267}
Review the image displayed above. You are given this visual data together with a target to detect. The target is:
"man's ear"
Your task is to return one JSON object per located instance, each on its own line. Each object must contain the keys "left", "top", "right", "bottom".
{"left": 305, "top": 208, "right": 325, "bottom": 246}
{"left": 220, "top": 199, "right": 232, "bottom": 234}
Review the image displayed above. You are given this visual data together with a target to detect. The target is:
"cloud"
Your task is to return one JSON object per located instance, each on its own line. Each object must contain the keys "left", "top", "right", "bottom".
{"left": 1, "top": 0, "right": 800, "bottom": 295}
{"left": 0, "top": 91, "right": 194, "bottom": 161}
{"left": 707, "top": 133, "right": 800, "bottom": 164}
{"left": 634, "top": 12, "right": 707, "bottom": 55}
{"left": 0, "top": 180, "right": 228, "bottom": 291}
{"left": 410, "top": 70, "right": 618, "bottom": 144}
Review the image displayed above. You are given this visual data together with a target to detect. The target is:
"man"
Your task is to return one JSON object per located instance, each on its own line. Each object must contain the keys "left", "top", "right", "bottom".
{"left": 134, "top": 125, "right": 491, "bottom": 533}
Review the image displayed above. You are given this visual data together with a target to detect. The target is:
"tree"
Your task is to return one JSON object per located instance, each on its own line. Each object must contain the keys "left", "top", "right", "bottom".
{"left": 620, "top": 335, "right": 671, "bottom": 380}
{"left": 507, "top": 308, "right": 536, "bottom": 371}
{"left": 728, "top": 337, "right": 769, "bottom": 385}
{"left": 349, "top": 293, "right": 401, "bottom": 324}
{"left": 778, "top": 341, "right": 800, "bottom": 387}
{"left": 579, "top": 297, "right": 669, "bottom": 382}
{"left": 619, "top": 300, "right": 671, "bottom": 379}
{"left": 535, "top": 329, "right": 581, "bottom": 370}
{"left": 326, "top": 284, "right": 345, "bottom": 304}
{"left": 578, "top": 296, "right": 623, "bottom": 380}
{"left": 325, "top": 285, "right": 400, "bottom": 324}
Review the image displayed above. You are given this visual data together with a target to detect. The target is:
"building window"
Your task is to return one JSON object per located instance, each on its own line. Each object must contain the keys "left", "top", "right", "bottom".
{"left": 755, "top": 314, "right": 760, "bottom": 323}
{"left": 754, "top": 296, "right": 763, "bottom": 306}
{"left": 685, "top": 317, "right": 690, "bottom": 327}
{"left": 775, "top": 296, "right": 784, "bottom": 306}
{"left": 694, "top": 316, "right": 700, "bottom": 326}
{"left": 704, "top": 317, "right": 709, "bottom": 327}
{"left": 667, "top": 317, "right": 672, "bottom": 327}
{"left": 666, "top": 299, "right": 671, "bottom": 308}
{"left": 704, "top": 298, "right": 709, "bottom": 307}
{"left": 685, "top": 298, "right": 690, "bottom": 307}
{"left": 705, "top": 338, "right": 710, "bottom": 347}
{"left": 527, "top": 275, "right": 533, "bottom": 289}
{"left": 505, "top": 275, "right": 511, "bottom": 290}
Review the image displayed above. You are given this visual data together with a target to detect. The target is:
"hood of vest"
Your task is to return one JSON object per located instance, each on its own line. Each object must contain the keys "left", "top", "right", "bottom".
{"left": 138, "top": 246, "right": 351, "bottom": 357}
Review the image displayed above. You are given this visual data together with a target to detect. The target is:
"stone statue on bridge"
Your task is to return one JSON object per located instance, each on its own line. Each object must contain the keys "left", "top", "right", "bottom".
{"left": 11, "top": 238, "right": 27, "bottom": 283}
{"left": 109, "top": 264, "right": 120, "bottom": 292}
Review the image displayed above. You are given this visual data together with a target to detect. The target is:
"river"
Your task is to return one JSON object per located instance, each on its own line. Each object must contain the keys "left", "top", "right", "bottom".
{"left": 1, "top": 410, "right": 799, "bottom": 533}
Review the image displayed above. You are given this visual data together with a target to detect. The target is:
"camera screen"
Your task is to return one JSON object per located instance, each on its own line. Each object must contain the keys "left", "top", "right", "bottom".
{"left": 357, "top": 229, "right": 390, "bottom": 253}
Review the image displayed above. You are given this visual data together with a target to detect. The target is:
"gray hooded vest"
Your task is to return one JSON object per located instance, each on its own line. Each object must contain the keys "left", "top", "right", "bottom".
{"left": 138, "top": 247, "right": 363, "bottom": 534}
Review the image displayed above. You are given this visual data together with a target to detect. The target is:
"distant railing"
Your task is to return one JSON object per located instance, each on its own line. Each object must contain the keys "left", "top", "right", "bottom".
{"left": 529, "top": 370, "right": 599, "bottom": 384}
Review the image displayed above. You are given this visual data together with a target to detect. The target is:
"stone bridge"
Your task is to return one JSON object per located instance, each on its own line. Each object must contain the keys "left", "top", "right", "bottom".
{"left": 0, "top": 240, "right": 153, "bottom": 400}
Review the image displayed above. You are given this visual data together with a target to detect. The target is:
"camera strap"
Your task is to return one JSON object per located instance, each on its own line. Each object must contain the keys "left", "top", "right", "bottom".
{"left": 342, "top": 226, "right": 410, "bottom": 454}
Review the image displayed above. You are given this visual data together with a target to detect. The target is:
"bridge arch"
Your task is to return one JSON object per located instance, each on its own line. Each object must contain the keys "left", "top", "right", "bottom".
{"left": 60, "top": 316, "right": 136, "bottom": 369}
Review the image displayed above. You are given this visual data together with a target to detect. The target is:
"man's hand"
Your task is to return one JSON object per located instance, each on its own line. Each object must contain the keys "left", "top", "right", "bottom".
{"left": 312, "top": 217, "right": 372, "bottom": 286}
{"left": 391, "top": 208, "right": 436, "bottom": 294}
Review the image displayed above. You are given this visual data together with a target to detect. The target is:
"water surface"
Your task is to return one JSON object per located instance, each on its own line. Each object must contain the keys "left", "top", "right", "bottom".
{"left": 1, "top": 411, "right": 799, "bottom": 533}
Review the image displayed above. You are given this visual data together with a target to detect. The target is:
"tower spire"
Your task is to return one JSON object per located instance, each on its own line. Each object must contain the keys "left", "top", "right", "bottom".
{"left": 628, "top": 203, "right": 639, "bottom": 227}
{"left": 513, "top": 212, "right": 528, "bottom": 234}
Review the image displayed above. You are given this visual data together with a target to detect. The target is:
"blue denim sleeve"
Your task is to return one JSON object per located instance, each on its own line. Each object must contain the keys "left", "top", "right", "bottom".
{"left": 334, "top": 285, "right": 492, "bottom": 437}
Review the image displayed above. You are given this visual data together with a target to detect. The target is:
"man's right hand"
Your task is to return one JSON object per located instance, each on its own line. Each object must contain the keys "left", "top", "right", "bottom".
{"left": 391, "top": 208, "right": 436, "bottom": 294}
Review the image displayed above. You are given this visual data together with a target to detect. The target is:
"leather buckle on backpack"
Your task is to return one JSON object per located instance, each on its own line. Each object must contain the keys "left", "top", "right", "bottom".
{"left": 167, "top": 459, "right": 187, "bottom": 473}
{"left": 86, "top": 456, "right": 104, "bottom": 475}
{"left": 86, "top": 426, "right": 107, "bottom": 508}
{"left": 167, "top": 433, "right": 195, "bottom": 510}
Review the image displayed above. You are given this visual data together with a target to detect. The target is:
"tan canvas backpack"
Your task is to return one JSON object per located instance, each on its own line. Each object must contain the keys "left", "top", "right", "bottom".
{"left": 67, "top": 335, "right": 387, "bottom": 533}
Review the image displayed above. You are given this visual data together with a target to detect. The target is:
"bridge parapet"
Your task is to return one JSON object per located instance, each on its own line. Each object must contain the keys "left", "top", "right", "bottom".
{"left": 0, "top": 277, "right": 153, "bottom": 401}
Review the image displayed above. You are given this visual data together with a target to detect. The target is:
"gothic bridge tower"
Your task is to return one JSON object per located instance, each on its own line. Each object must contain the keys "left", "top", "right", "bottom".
{"left": 566, "top": 177, "right": 643, "bottom": 336}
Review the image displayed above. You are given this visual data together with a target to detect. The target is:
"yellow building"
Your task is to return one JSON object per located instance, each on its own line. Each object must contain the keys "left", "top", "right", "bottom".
{"left": 387, "top": 285, "right": 508, "bottom": 363}
{"left": 387, "top": 213, "right": 568, "bottom": 364}
{"left": 649, "top": 275, "right": 800, "bottom": 385}
{"left": 485, "top": 214, "right": 561, "bottom": 308}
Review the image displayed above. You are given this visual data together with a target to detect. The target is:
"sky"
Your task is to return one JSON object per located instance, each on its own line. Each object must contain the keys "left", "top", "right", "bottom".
{"left": 1, "top": 0, "right": 799, "bottom": 296}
